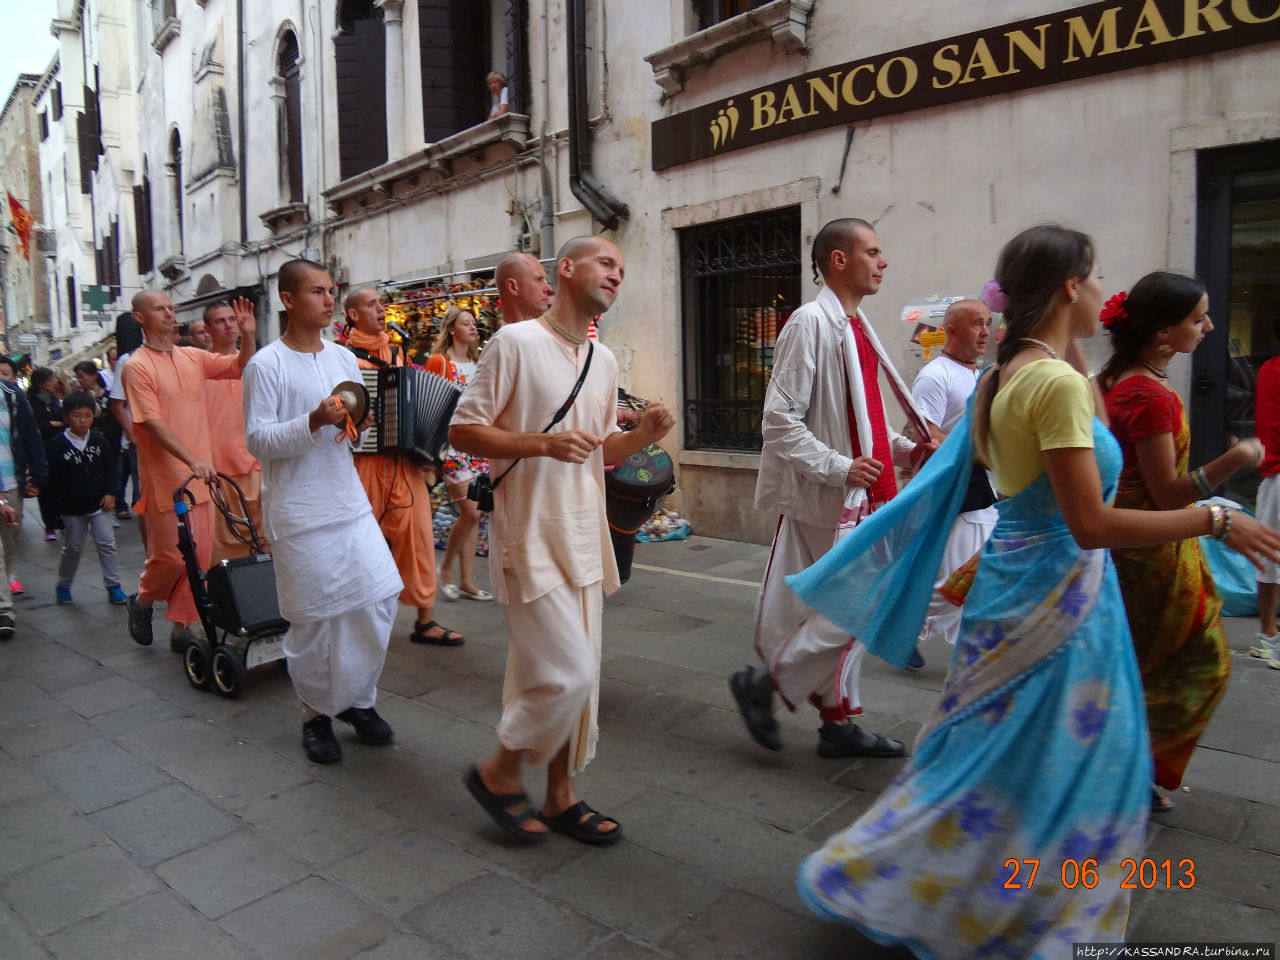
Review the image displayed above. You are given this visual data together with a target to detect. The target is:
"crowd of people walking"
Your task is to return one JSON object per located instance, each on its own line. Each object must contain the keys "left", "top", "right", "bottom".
{"left": 0, "top": 222, "right": 1274, "bottom": 957}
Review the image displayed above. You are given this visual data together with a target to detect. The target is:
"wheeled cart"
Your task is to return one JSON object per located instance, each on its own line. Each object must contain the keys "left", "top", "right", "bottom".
{"left": 173, "top": 474, "right": 289, "bottom": 698}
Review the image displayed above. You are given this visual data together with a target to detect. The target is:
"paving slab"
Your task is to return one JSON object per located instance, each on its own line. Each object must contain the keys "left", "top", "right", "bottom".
{"left": 325, "top": 829, "right": 489, "bottom": 917}
{"left": 218, "top": 876, "right": 394, "bottom": 960}
{"left": 115, "top": 713, "right": 236, "bottom": 763}
{"left": 702, "top": 764, "right": 857, "bottom": 833}
{"left": 44, "top": 890, "right": 250, "bottom": 960}
{"left": 155, "top": 829, "right": 312, "bottom": 920}
{"left": 348, "top": 933, "right": 450, "bottom": 960}
{"left": 160, "top": 740, "right": 314, "bottom": 811}
{"left": 540, "top": 842, "right": 728, "bottom": 942}
{"left": 88, "top": 782, "right": 238, "bottom": 866}
{"left": 0, "top": 752, "right": 52, "bottom": 805}
{"left": 1, "top": 842, "right": 158, "bottom": 935}
{"left": 239, "top": 780, "right": 402, "bottom": 866}
{"left": 0, "top": 792, "right": 105, "bottom": 880}
{"left": 659, "top": 888, "right": 865, "bottom": 960}
{"left": 28, "top": 738, "right": 170, "bottom": 812}
{"left": 401, "top": 872, "right": 609, "bottom": 960}
{"left": 0, "top": 901, "right": 50, "bottom": 960}
{"left": 87, "top": 696, "right": 186, "bottom": 736}
{"left": 587, "top": 934, "right": 678, "bottom": 959}
{"left": 0, "top": 709, "right": 99, "bottom": 758}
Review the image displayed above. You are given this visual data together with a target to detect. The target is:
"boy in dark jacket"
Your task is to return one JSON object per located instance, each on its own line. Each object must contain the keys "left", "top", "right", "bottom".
{"left": 45, "top": 393, "right": 127, "bottom": 605}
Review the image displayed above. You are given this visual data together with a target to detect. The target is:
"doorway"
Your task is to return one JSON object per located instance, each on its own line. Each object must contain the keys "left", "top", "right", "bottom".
{"left": 1192, "top": 141, "right": 1280, "bottom": 510}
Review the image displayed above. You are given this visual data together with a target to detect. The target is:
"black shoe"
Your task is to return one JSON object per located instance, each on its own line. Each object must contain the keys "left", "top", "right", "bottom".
{"left": 126, "top": 593, "right": 153, "bottom": 647}
{"left": 817, "top": 722, "right": 905, "bottom": 759}
{"left": 302, "top": 715, "right": 343, "bottom": 764}
{"left": 729, "top": 665, "right": 783, "bottom": 751}
{"left": 0, "top": 611, "right": 14, "bottom": 641}
{"left": 335, "top": 706, "right": 394, "bottom": 746}
{"left": 907, "top": 646, "right": 925, "bottom": 669}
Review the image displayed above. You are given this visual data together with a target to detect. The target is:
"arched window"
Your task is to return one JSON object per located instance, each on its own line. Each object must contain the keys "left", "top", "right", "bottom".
{"left": 335, "top": 1, "right": 386, "bottom": 180}
{"left": 167, "top": 129, "right": 184, "bottom": 255}
{"left": 277, "top": 30, "right": 304, "bottom": 203}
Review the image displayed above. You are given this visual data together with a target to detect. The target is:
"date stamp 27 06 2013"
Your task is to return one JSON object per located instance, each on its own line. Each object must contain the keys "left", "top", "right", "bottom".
{"left": 1003, "top": 857, "right": 1196, "bottom": 890}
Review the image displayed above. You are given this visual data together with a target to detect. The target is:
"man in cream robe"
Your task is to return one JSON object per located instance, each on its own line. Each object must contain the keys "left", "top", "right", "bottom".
{"left": 732, "top": 218, "right": 935, "bottom": 759}
{"left": 451, "top": 236, "right": 675, "bottom": 845}
{"left": 242, "top": 259, "right": 402, "bottom": 765}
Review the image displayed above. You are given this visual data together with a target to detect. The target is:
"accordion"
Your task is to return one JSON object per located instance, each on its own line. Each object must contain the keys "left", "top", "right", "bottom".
{"left": 355, "top": 366, "right": 464, "bottom": 465}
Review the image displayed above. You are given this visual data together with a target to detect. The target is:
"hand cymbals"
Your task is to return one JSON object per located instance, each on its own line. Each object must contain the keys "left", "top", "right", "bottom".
{"left": 330, "top": 380, "right": 370, "bottom": 424}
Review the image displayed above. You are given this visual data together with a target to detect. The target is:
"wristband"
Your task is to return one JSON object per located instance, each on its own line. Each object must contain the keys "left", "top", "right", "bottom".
{"left": 1191, "top": 467, "right": 1212, "bottom": 499}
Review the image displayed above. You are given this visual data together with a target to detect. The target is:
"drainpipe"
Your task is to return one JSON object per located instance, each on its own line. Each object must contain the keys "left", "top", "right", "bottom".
{"left": 538, "top": 0, "right": 553, "bottom": 258}
{"left": 566, "top": 0, "right": 627, "bottom": 231}
{"left": 237, "top": 0, "right": 248, "bottom": 247}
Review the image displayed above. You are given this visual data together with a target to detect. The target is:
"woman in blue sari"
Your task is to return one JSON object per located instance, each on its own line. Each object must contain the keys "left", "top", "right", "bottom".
{"left": 789, "top": 225, "right": 1280, "bottom": 958}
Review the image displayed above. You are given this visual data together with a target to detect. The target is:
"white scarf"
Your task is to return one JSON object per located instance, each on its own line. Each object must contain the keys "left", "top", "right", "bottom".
{"left": 817, "top": 284, "right": 930, "bottom": 531}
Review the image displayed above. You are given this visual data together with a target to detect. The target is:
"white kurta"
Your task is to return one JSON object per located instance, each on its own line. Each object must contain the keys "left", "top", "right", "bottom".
{"left": 243, "top": 340, "right": 402, "bottom": 715}
{"left": 451, "top": 320, "right": 620, "bottom": 773}
{"left": 912, "top": 355, "right": 998, "bottom": 646}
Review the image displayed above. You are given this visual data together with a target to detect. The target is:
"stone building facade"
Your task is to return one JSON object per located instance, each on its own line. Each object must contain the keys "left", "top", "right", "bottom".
{"left": 21, "top": 0, "right": 1280, "bottom": 539}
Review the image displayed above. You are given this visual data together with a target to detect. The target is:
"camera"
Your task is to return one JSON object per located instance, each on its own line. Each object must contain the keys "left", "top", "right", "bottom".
{"left": 467, "top": 475, "right": 494, "bottom": 512}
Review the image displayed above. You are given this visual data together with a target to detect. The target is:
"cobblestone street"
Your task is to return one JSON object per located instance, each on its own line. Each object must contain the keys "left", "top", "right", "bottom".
{"left": 1, "top": 515, "right": 1277, "bottom": 959}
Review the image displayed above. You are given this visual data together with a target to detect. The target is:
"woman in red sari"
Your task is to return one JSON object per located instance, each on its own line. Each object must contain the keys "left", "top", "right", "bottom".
{"left": 1100, "top": 272, "right": 1264, "bottom": 812}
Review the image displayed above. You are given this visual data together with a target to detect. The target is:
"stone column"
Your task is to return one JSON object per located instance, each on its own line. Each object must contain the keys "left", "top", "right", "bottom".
{"left": 375, "top": 0, "right": 407, "bottom": 159}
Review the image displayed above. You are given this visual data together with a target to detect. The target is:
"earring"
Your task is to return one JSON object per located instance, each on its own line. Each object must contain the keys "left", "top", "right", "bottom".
{"left": 1157, "top": 344, "right": 1174, "bottom": 359}
{"left": 1071, "top": 292, "right": 1079, "bottom": 304}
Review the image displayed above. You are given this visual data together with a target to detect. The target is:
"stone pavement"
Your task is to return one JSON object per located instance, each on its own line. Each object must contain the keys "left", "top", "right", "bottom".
{"left": 0, "top": 513, "right": 1277, "bottom": 960}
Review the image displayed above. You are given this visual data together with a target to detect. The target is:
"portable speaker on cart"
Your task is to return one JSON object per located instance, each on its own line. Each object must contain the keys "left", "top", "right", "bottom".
{"left": 174, "top": 473, "right": 290, "bottom": 699}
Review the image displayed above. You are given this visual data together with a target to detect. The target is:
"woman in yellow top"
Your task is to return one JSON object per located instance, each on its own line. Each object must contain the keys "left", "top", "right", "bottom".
{"left": 788, "top": 224, "right": 1280, "bottom": 957}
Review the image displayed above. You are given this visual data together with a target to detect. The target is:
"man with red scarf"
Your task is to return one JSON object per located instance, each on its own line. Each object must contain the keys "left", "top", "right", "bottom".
{"left": 732, "top": 218, "right": 934, "bottom": 759}
{"left": 342, "top": 287, "right": 463, "bottom": 646}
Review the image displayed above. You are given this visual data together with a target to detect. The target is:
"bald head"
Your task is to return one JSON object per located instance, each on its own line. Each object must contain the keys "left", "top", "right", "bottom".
{"left": 941, "top": 298, "right": 991, "bottom": 364}
{"left": 551, "top": 236, "right": 624, "bottom": 321}
{"left": 132, "top": 290, "right": 177, "bottom": 348}
{"left": 495, "top": 252, "right": 552, "bottom": 324}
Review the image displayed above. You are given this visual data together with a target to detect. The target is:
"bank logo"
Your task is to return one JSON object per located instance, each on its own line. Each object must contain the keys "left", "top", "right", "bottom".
{"left": 709, "top": 100, "right": 740, "bottom": 151}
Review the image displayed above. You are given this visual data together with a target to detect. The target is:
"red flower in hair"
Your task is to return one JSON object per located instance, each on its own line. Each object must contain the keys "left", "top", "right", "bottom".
{"left": 1100, "top": 292, "right": 1129, "bottom": 329}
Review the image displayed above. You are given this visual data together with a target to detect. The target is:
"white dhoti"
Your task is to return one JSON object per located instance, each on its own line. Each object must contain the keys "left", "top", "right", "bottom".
{"left": 918, "top": 510, "right": 998, "bottom": 647}
{"left": 284, "top": 593, "right": 398, "bottom": 717}
{"left": 271, "top": 511, "right": 403, "bottom": 718}
{"left": 498, "top": 565, "right": 603, "bottom": 775}
{"left": 754, "top": 516, "right": 865, "bottom": 719}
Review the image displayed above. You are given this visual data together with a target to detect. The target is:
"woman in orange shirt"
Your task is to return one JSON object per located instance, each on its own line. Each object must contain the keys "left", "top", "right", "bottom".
{"left": 427, "top": 306, "right": 492, "bottom": 601}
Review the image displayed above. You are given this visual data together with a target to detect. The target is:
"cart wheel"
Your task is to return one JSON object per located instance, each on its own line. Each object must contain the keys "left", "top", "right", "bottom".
{"left": 183, "top": 636, "right": 214, "bottom": 691}
{"left": 211, "top": 645, "right": 246, "bottom": 699}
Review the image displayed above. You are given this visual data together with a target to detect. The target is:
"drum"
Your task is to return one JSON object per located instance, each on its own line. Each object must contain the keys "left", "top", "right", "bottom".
{"left": 605, "top": 443, "right": 675, "bottom": 584}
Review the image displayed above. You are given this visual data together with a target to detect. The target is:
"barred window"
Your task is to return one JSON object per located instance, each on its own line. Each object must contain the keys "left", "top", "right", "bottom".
{"left": 680, "top": 207, "right": 801, "bottom": 451}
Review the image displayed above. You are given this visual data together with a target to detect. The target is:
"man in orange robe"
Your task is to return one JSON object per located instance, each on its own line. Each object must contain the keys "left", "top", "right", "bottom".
{"left": 343, "top": 286, "right": 463, "bottom": 646}
{"left": 203, "top": 300, "right": 265, "bottom": 559}
{"left": 122, "top": 291, "right": 256, "bottom": 649}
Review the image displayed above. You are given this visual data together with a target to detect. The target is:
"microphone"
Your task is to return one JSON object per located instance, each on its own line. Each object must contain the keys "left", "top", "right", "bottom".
{"left": 387, "top": 321, "right": 412, "bottom": 342}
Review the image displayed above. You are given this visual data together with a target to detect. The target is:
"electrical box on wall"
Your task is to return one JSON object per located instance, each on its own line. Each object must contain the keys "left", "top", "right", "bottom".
{"left": 518, "top": 233, "right": 540, "bottom": 256}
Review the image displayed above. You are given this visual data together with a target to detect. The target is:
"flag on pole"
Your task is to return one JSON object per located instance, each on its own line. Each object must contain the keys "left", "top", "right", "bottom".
{"left": 6, "top": 192, "right": 33, "bottom": 261}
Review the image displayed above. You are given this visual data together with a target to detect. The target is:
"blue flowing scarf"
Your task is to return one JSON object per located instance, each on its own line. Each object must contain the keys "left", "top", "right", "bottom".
{"left": 787, "top": 402, "right": 978, "bottom": 670}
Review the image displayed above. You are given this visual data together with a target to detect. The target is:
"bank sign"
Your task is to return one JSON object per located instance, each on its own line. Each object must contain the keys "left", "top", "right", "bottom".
{"left": 651, "top": 0, "right": 1280, "bottom": 170}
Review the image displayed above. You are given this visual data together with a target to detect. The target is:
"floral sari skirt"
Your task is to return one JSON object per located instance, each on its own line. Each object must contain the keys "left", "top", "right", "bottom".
{"left": 797, "top": 467, "right": 1151, "bottom": 959}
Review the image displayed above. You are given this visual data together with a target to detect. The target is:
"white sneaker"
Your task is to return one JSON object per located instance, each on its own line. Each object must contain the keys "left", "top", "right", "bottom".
{"left": 1251, "top": 633, "right": 1280, "bottom": 669}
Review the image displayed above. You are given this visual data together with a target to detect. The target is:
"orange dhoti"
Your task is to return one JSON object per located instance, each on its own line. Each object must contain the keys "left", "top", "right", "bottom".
{"left": 210, "top": 468, "right": 266, "bottom": 561}
{"left": 354, "top": 454, "right": 437, "bottom": 609}
{"left": 138, "top": 500, "right": 213, "bottom": 625}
